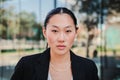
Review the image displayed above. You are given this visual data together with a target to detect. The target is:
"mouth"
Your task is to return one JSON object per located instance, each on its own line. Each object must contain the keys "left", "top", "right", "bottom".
{"left": 56, "top": 45, "right": 66, "bottom": 50}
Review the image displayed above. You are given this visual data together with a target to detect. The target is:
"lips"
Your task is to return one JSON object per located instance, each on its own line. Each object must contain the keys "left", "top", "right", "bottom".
{"left": 57, "top": 45, "right": 66, "bottom": 50}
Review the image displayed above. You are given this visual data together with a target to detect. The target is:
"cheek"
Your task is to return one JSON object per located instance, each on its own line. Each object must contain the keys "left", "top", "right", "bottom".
{"left": 46, "top": 33, "right": 57, "bottom": 44}
{"left": 67, "top": 34, "right": 76, "bottom": 44}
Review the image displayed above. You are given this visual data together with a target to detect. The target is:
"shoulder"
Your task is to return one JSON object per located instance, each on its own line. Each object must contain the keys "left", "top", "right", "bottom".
{"left": 19, "top": 53, "right": 41, "bottom": 63}
{"left": 14, "top": 53, "right": 41, "bottom": 70}
{"left": 71, "top": 51, "right": 99, "bottom": 77}
{"left": 16, "top": 48, "right": 50, "bottom": 68}
{"left": 20, "top": 49, "right": 50, "bottom": 62}
{"left": 76, "top": 54, "right": 95, "bottom": 65}
{"left": 71, "top": 51, "right": 97, "bottom": 69}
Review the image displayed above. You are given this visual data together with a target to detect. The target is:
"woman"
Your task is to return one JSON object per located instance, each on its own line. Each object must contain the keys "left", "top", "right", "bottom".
{"left": 11, "top": 7, "right": 99, "bottom": 80}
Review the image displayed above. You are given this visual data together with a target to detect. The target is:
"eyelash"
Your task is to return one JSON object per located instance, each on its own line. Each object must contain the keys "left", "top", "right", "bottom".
{"left": 66, "top": 30, "right": 72, "bottom": 32}
{"left": 51, "top": 30, "right": 72, "bottom": 33}
{"left": 52, "top": 30, "right": 58, "bottom": 32}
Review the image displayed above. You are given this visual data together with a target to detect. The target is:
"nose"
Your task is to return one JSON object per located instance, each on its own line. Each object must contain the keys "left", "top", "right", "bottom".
{"left": 57, "top": 32, "right": 65, "bottom": 42}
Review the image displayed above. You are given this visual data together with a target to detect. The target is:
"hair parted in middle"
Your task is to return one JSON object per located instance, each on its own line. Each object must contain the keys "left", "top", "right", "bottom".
{"left": 44, "top": 7, "right": 77, "bottom": 30}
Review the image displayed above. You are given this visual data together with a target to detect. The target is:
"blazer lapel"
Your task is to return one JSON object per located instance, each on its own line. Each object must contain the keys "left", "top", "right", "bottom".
{"left": 33, "top": 49, "right": 85, "bottom": 80}
{"left": 34, "top": 48, "right": 50, "bottom": 80}
{"left": 70, "top": 50, "right": 85, "bottom": 80}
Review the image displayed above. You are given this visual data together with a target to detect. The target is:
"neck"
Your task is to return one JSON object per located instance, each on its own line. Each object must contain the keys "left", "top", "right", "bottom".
{"left": 50, "top": 50, "right": 71, "bottom": 64}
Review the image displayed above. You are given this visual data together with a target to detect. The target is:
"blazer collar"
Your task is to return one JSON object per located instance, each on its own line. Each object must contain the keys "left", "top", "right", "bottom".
{"left": 35, "top": 48, "right": 50, "bottom": 80}
{"left": 70, "top": 50, "right": 85, "bottom": 80}
{"left": 35, "top": 48, "right": 85, "bottom": 80}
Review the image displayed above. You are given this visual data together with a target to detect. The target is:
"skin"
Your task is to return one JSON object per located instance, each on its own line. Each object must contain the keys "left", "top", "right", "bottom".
{"left": 43, "top": 13, "right": 78, "bottom": 80}
{"left": 43, "top": 13, "right": 77, "bottom": 60}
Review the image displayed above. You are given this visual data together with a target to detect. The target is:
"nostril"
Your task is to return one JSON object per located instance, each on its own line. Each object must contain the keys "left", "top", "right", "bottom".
{"left": 58, "top": 33, "right": 65, "bottom": 41}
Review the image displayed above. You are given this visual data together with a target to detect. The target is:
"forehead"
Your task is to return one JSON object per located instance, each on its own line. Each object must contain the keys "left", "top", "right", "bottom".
{"left": 47, "top": 13, "right": 75, "bottom": 27}
{"left": 49, "top": 13, "right": 73, "bottom": 20}
{"left": 48, "top": 25, "right": 73, "bottom": 29}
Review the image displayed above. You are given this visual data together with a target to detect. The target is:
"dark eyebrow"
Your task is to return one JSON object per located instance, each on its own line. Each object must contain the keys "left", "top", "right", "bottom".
{"left": 65, "top": 25, "right": 72, "bottom": 28}
{"left": 51, "top": 25, "right": 72, "bottom": 28}
{"left": 51, "top": 25, "right": 59, "bottom": 29}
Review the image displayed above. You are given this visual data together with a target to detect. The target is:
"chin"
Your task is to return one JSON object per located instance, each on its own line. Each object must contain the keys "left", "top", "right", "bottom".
{"left": 57, "top": 49, "right": 69, "bottom": 55}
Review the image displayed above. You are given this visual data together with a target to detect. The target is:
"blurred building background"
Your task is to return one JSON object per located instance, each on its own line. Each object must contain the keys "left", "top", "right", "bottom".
{"left": 0, "top": 0, "right": 120, "bottom": 80}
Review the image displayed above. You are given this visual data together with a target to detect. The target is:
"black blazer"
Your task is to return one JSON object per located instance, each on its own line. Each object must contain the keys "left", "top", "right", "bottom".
{"left": 11, "top": 48, "right": 99, "bottom": 80}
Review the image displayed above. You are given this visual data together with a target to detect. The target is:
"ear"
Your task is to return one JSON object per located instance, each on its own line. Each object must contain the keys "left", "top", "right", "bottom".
{"left": 76, "top": 26, "right": 79, "bottom": 34}
{"left": 42, "top": 27, "right": 47, "bottom": 38}
{"left": 75, "top": 26, "right": 79, "bottom": 38}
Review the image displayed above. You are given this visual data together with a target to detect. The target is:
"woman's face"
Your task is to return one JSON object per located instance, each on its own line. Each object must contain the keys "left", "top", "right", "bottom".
{"left": 43, "top": 13, "right": 77, "bottom": 55}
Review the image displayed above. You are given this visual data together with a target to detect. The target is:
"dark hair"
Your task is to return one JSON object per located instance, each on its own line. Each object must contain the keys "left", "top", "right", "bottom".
{"left": 44, "top": 7, "right": 77, "bottom": 29}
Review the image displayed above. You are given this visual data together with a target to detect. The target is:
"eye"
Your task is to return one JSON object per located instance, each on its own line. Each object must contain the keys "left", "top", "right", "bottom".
{"left": 52, "top": 30, "right": 58, "bottom": 33}
{"left": 66, "top": 30, "right": 72, "bottom": 33}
